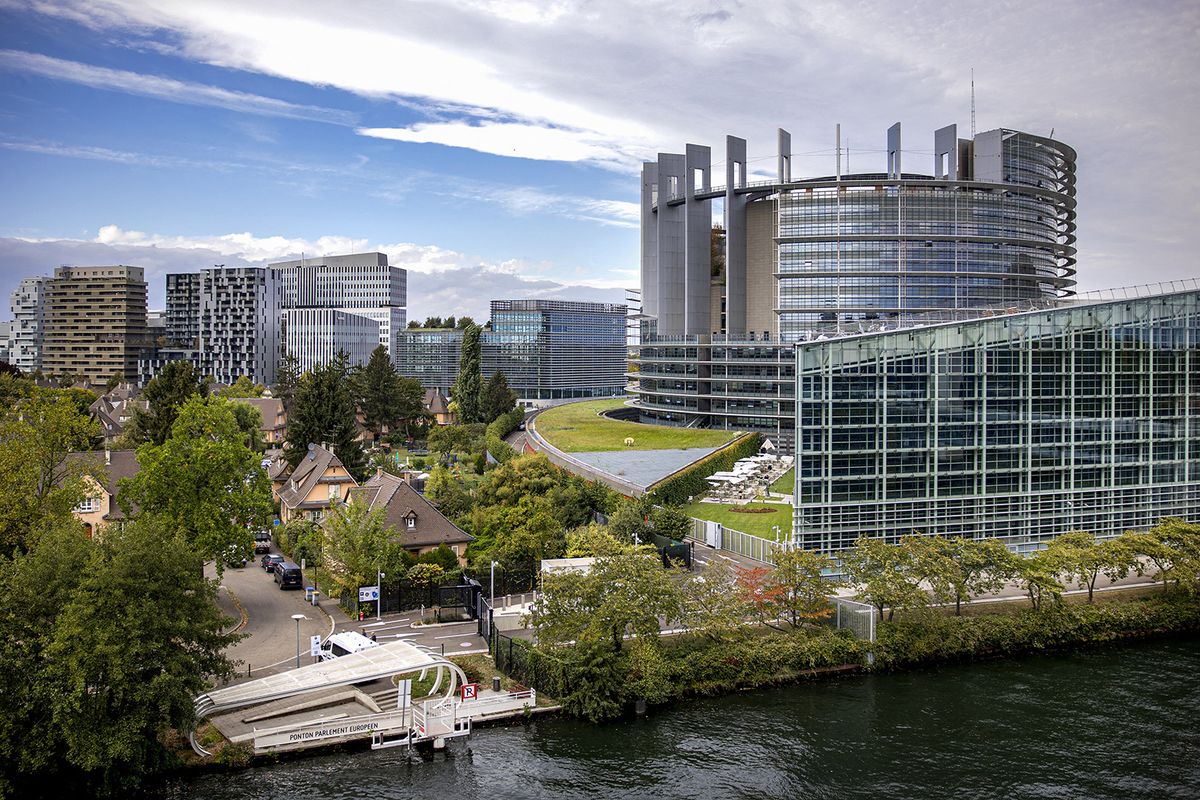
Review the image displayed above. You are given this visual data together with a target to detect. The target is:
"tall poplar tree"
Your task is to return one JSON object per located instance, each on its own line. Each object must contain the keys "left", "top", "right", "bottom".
{"left": 451, "top": 323, "right": 483, "bottom": 424}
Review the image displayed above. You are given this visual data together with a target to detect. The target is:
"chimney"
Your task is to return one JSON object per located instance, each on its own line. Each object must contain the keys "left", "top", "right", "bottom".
{"left": 376, "top": 466, "right": 384, "bottom": 479}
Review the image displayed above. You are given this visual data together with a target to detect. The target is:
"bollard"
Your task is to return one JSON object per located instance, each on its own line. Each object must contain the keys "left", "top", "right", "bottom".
{"left": 492, "top": 676, "right": 501, "bottom": 693}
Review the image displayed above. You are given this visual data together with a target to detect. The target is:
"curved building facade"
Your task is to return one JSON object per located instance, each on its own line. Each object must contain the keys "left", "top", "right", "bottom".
{"left": 632, "top": 123, "right": 1078, "bottom": 444}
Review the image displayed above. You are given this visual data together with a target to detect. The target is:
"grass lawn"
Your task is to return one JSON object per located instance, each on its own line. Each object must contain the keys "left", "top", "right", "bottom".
{"left": 681, "top": 500, "right": 792, "bottom": 541}
{"left": 770, "top": 467, "right": 794, "bottom": 494}
{"left": 534, "top": 398, "right": 741, "bottom": 453}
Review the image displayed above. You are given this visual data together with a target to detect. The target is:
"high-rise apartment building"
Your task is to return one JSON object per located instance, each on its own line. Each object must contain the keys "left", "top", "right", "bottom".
{"left": 283, "top": 308, "right": 379, "bottom": 372}
{"left": 165, "top": 272, "right": 201, "bottom": 347}
{"left": 8, "top": 276, "right": 45, "bottom": 373}
{"left": 199, "top": 267, "right": 280, "bottom": 385}
{"left": 271, "top": 252, "right": 406, "bottom": 365}
{"left": 40, "top": 266, "right": 147, "bottom": 382}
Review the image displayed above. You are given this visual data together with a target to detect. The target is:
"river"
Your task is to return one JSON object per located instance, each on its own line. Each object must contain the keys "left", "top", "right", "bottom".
{"left": 167, "top": 638, "right": 1200, "bottom": 799}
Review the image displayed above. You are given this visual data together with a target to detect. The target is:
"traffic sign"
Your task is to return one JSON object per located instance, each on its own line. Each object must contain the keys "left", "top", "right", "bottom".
{"left": 359, "top": 585, "right": 379, "bottom": 602}
{"left": 461, "top": 683, "right": 479, "bottom": 701}
{"left": 310, "top": 635, "right": 321, "bottom": 657}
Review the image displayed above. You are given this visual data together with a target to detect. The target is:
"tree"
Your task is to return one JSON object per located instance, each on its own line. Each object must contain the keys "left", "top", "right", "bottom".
{"left": 229, "top": 400, "right": 267, "bottom": 452}
{"left": 1124, "top": 518, "right": 1200, "bottom": 593}
{"left": 355, "top": 345, "right": 404, "bottom": 438}
{"left": 320, "top": 501, "right": 407, "bottom": 598}
{"left": 768, "top": 546, "right": 836, "bottom": 627}
{"left": 0, "top": 518, "right": 240, "bottom": 797}
{"left": 840, "top": 536, "right": 927, "bottom": 622}
{"left": 130, "top": 360, "right": 208, "bottom": 445}
{"left": 103, "top": 371, "right": 125, "bottom": 393}
{"left": 532, "top": 552, "right": 682, "bottom": 654}
{"left": 456, "top": 316, "right": 476, "bottom": 329}
{"left": 481, "top": 370, "right": 518, "bottom": 423}
{"left": 121, "top": 396, "right": 273, "bottom": 562}
{"left": 444, "top": 315, "right": 456, "bottom": 330}
{"left": 710, "top": 224, "right": 726, "bottom": 277}
{"left": 407, "top": 319, "right": 420, "bottom": 329}
{"left": 406, "top": 562, "right": 445, "bottom": 588}
{"left": 418, "top": 543, "right": 460, "bottom": 572}
{"left": 0, "top": 393, "right": 100, "bottom": 555}
{"left": 424, "top": 464, "right": 473, "bottom": 521}
{"left": 608, "top": 499, "right": 651, "bottom": 545}
{"left": 908, "top": 535, "right": 1016, "bottom": 615}
{"left": 1045, "top": 531, "right": 1137, "bottom": 603}
{"left": 565, "top": 523, "right": 642, "bottom": 558}
{"left": 284, "top": 351, "right": 366, "bottom": 482}
{"left": 217, "top": 375, "right": 265, "bottom": 398}
{"left": 451, "top": 324, "right": 483, "bottom": 424}
{"left": 1015, "top": 549, "right": 1064, "bottom": 611}
{"left": 650, "top": 505, "right": 691, "bottom": 543}
{"left": 273, "top": 348, "right": 301, "bottom": 412}
{"left": 681, "top": 557, "right": 747, "bottom": 642}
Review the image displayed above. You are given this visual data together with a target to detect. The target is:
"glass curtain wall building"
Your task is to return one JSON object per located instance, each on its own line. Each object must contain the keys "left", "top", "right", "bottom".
{"left": 793, "top": 288, "right": 1199, "bottom": 553}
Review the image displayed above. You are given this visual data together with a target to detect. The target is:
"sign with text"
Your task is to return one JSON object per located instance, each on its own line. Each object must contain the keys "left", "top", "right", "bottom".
{"left": 461, "top": 683, "right": 479, "bottom": 701}
{"left": 358, "top": 585, "right": 379, "bottom": 602}
{"left": 397, "top": 678, "right": 412, "bottom": 710}
{"left": 310, "top": 635, "right": 321, "bottom": 657}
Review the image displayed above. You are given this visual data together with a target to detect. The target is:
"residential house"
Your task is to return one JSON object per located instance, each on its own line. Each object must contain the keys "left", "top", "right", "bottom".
{"left": 348, "top": 469, "right": 473, "bottom": 565}
{"left": 64, "top": 449, "right": 140, "bottom": 538}
{"left": 233, "top": 396, "right": 287, "bottom": 445}
{"left": 423, "top": 388, "right": 454, "bottom": 426}
{"left": 274, "top": 443, "right": 358, "bottom": 523}
{"left": 89, "top": 389, "right": 146, "bottom": 443}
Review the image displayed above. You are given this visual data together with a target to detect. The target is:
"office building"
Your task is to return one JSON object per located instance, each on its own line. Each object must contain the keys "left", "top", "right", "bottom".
{"left": 9, "top": 276, "right": 46, "bottom": 373}
{"left": 271, "top": 252, "right": 407, "bottom": 363}
{"left": 792, "top": 287, "right": 1199, "bottom": 554}
{"left": 41, "top": 265, "right": 148, "bottom": 382}
{"left": 393, "top": 327, "right": 463, "bottom": 393}
{"left": 282, "top": 308, "right": 380, "bottom": 372}
{"left": 484, "top": 299, "right": 627, "bottom": 402}
{"left": 633, "top": 122, "right": 1078, "bottom": 443}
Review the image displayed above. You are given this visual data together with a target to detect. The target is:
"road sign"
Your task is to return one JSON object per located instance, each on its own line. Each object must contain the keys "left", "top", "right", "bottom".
{"left": 397, "top": 678, "right": 412, "bottom": 709}
{"left": 310, "top": 635, "right": 321, "bottom": 657}
{"left": 359, "top": 585, "right": 379, "bottom": 602}
{"left": 461, "top": 683, "right": 479, "bottom": 701}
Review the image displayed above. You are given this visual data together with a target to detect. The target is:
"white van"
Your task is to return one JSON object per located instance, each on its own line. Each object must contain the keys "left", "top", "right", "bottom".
{"left": 318, "top": 631, "right": 380, "bottom": 661}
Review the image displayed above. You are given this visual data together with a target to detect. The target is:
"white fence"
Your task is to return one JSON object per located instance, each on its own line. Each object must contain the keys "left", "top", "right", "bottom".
{"left": 687, "top": 517, "right": 780, "bottom": 564}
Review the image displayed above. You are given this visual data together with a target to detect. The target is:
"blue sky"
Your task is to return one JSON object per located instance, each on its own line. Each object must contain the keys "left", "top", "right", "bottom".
{"left": 1, "top": 1, "right": 1197, "bottom": 320}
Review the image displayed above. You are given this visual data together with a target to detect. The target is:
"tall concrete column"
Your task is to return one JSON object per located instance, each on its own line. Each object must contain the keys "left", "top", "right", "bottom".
{"left": 640, "top": 162, "right": 659, "bottom": 320}
{"left": 778, "top": 128, "right": 791, "bottom": 183}
{"left": 684, "top": 144, "right": 712, "bottom": 336}
{"left": 655, "top": 153, "right": 686, "bottom": 336}
{"left": 887, "top": 122, "right": 902, "bottom": 179}
{"left": 725, "top": 135, "right": 748, "bottom": 336}
{"left": 934, "top": 124, "right": 958, "bottom": 179}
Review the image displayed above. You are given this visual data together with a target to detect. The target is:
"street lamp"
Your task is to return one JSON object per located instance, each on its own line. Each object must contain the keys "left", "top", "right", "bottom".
{"left": 291, "top": 613, "right": 306, "bottom": 669}
{"left": 377, "top": 570, "right": 385, "bottom": 620}
{"left": 490, "top": 560, "right": 498, "bottom": 610}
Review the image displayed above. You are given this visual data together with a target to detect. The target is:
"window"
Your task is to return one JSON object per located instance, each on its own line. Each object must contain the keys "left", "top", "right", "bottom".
{"left": 75, "top": 497, "right": 99, "bottom": 514}
{"left": 406, "top": 516, "right": 416, "bottom": 529}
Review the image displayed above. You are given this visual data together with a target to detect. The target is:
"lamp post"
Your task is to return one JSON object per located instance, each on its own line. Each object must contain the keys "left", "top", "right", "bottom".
{"left": 377, "top": 570, "right": 385, "bottom": 620}
{"left": 291, "top": 613, "right": 306, "bottom": 669}
{"left": 490, "top": 560, "right": 498, "bottom": 610}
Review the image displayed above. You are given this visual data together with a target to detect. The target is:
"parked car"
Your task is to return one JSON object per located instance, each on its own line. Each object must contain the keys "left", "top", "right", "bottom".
{"left": 253, "top": 531, "right": 272, "bottom": 555}
{"left": 261, "top": 553, "right": 285, "bottom": 572}
{"left": 274, "top": 562, "right": 303, "bottom": 590}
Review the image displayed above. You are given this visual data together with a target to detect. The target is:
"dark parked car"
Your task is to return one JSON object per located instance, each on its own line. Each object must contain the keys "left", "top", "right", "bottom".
{"left": 261, "top": 553, "right": 285, "bottom": 572}
{"left": 274, "top": 562, "right": 303, "bottom": 590}
{"left": 253, "top": 531, "right": 272, "bottom": 555}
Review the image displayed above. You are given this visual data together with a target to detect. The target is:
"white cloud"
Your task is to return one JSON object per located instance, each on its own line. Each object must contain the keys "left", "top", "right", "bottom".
{"left": 0, "top": 137, "right": 239, "bottom": 170}
{"left": 0, "top": 49, "right": 356, "bottom": 125}
{"left": 358, "top": 121, "right": 630, "bottom": 168}
{"left": 437, "top": 180, "right": 640, "bottom": 229}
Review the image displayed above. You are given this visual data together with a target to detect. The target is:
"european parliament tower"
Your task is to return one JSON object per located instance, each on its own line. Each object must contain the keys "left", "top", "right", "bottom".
{"left": 631, "top": 122, "right": 1198, "bottom": 552}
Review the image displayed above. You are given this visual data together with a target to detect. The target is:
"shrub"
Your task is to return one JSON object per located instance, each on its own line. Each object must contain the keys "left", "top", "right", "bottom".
{"left": 647, "top": 433, "right": 762, "bottom": 506}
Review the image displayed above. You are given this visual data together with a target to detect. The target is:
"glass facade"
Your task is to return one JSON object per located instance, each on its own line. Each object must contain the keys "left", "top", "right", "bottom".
{"left": 792, "top": 290, "right": 1200, "bottom": 553}
{"left": 484, "top": 300, "right": 627, "bottom": 401}
{"left": 393, "top": 329, "right": 463, "bottom": 393}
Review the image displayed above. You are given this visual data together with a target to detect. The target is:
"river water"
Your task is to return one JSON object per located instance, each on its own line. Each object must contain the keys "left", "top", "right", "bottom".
{"left": 168, "top": 638, "right": 1200, "bottom": 799}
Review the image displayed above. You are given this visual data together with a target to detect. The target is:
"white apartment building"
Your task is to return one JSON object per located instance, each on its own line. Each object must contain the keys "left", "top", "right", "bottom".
{"left": 199, "top": 267, "right": 281, "bottom": 385}
{"left": 9, "top": 276, "right": 45, "bottom": 373}
{"left": 282, "top": 308, "right": 380, "bottom": 372}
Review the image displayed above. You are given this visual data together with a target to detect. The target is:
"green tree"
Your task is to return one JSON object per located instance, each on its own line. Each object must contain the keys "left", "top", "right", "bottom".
{"left": 228, "top": 400, "right": 267, "bottom": 452}
{"left": 681, "top": 557, "right": 747, "bottom": 642}
{"left": 217, "top": 375, "right": 265, "bottom": 398}
{"left": 406, "top": 562, "right": 445, "bottom": 588}
{"left": 533, "top": 552, "right": 682, "bottom": 654}
{"left": 908, "top": 535, "right": 1016, "bottom": 615}
{"left": 1015, "top": 549, "right": 1065, "bottom": 611}
{"left": 355, "top": 345, "right": 404, "bottom": 438}
{"left": 284, "top": 351, "right": 366, "bottom": 482}
{"left": 608, "top": 499, "right": 651, "bottom": 545}
{"left": 1125, "top": 518, "right": 1200, "bottom": 593}
{"left": 130, "top": 360, "right": 208, "bottom": 445}
{"left": 650, "top": 505, "right": 691, "bottom": 543}
{"left": 418, "top": 543, "right": 460, "bottom": 572}
{"left": 456, "top": 315, "right": 476, "bottom": 329}
{"left": 451, "top": 324, "right": 483, "bottom": 424}
{"left": 121, "top": 396, "right": 272, "bottom": 561}
{"left": 1045, "top": 531, "right": 1137, "bottom": 603}
{"left": 0, "top": 393, "right": 100, "bottom": 555}
{"left": 424, "top": 464, "right": 473, "bottom": 521}
{"left": 481, "top": 370, "right": 517, "bottom": 423}
{"left": 565, "top": 523, "right": 641, "bottom": 558}
{"left": 444, "top": 315, "right": 456, "bottom": 329}
{"left": 768, "top": 546, "right": 836, "bottom": 627}
{"left": 103, "top": 371, "right": 125, "bottom": 393}
{"left": 840, "top": 536, "right": 927, "bottom": 622}
{"left": 0, "top": 518, "right": 240, "bottom": 797}
{"left": 321, "top": 501, "right": 408, "bottom": 598}
{"left": 273, "top": 348, "right": 301, "bottom": 412}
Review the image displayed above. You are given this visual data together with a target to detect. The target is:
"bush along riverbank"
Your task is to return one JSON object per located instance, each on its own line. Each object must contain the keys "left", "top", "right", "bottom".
{"left": 501, "top": 592, "right": 1200, "bottom": 722}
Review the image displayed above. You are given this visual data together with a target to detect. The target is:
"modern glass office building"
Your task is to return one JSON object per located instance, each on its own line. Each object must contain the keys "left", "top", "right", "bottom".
{"left": 393, "top": 328, "right": 464, "bottom": 393}
{"left": 483, "top": 299, "right": 627, "bottom": 402}
{"left": 792, "top": 288, "right": 1199, "bottom": 553}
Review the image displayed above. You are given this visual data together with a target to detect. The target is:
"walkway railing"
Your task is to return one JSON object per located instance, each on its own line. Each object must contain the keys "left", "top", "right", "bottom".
{"left": 686, "top": 517, "right": 780, "bottom": 564}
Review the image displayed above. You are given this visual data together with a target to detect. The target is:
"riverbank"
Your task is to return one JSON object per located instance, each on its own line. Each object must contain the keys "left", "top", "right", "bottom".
{"left": 502, "top": 591, "right": 1200, "bottom": 721}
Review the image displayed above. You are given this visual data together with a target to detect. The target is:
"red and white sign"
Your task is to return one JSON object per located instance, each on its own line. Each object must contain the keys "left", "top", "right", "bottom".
{"left": 461, "top": 683, "right": 479, "bottom": 701}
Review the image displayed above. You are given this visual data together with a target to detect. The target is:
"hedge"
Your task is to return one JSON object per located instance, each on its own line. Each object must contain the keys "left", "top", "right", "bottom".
{"left": 646, "top": 432, "right": 762, "bottom": 506}
{"left": 485, "top": 407, "right": 525, "bottom": 464}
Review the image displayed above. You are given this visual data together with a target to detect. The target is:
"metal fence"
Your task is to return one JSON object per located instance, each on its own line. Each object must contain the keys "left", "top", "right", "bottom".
{"left": 686, "top": 517, "right": 779, "bottom": 564}
{"left": 819, "top": 597, "right": 877, "bottom": 642}
{"left": 489, "top": 628, "right": 571, "bottom": 700}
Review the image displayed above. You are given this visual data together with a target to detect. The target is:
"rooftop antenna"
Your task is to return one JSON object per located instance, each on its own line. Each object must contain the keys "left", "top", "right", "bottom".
{"left": 835, "top": 123, "right": 842, "bottom": 180}
{"left": 1049, "top": 127, "right": 1055, "bottom": 140}
{"left": 970, "top": 68, "right": 976, "bottom": 138}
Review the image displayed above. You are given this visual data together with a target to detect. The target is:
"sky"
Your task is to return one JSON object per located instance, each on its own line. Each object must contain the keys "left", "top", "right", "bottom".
{"left": 0, "top": 0, "right": 1196, "bottom": 322}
